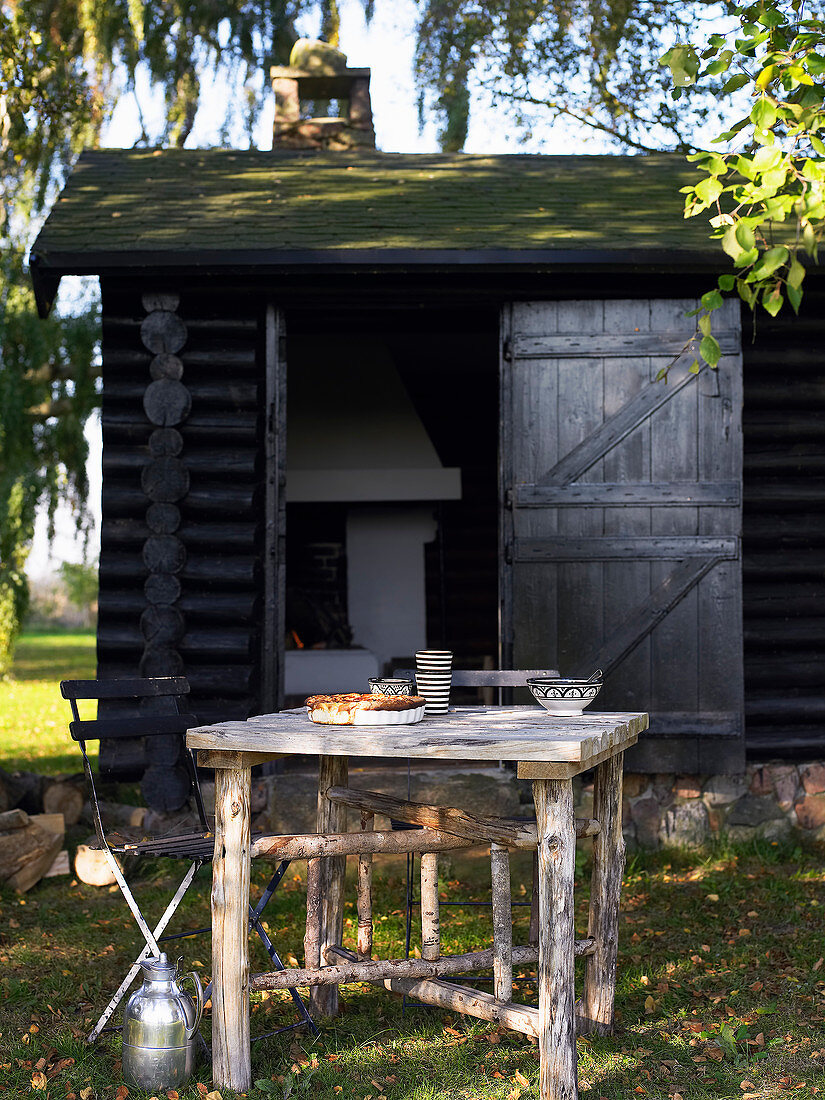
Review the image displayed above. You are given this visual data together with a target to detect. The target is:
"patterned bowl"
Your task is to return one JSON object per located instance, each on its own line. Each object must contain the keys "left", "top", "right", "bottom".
{"left": 526, "top": 677, "right": 602, "bottom": 717}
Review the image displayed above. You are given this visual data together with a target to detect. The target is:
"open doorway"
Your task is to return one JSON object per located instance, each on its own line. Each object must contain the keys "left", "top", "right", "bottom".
{"left": 283, "top": 305, "right": 499, "bottom": 702}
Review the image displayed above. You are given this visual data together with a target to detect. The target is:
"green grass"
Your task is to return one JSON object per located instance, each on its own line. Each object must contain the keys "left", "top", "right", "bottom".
{"left": 2, "top": 632, "right": 825, "bottom": 1099}
{"left": 1, "top": 841, "right": 825, "bottom": 1100}
{"left": 0, "top": 629, "right": 96, "bottom": 774}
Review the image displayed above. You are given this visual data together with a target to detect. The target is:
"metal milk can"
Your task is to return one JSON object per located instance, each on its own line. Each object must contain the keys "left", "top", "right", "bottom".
{"left": 122, "top": 953, "right": 203, "bottom": 1091}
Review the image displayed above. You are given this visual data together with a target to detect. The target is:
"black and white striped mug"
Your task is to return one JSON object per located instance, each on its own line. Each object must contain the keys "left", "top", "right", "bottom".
{"left": 414, "top": 650, "right": 452, "bottom": 715}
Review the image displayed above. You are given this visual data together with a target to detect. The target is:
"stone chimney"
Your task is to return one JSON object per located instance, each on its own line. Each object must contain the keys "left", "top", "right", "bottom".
{"left": 272, "top": 39, "right": 375, "bottom": 150}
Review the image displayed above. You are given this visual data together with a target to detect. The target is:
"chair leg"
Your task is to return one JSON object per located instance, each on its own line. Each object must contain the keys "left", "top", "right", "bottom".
{"left": 88, "top": 859, "right": 201, "bottom": 1043}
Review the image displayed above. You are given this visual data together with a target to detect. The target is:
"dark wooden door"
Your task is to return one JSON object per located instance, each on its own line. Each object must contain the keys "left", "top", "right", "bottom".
{"left": 263, "top": 304, "right": 288, "bottom": 712}
{"left": 499, "top": 299, "right": 744, "bottom": 772}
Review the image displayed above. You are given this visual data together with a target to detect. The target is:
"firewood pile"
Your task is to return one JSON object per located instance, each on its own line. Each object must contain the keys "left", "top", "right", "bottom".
{"left": 0, "top": 767, "right": 85, "bottom": 892}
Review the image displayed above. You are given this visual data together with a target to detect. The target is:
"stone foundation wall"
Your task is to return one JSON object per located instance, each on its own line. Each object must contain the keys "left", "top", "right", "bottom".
{"left": 612, "top": 760, "right": 825, "bottom": 850}
{"left": 181, "top": 760, "right": 825, "bottom": 853}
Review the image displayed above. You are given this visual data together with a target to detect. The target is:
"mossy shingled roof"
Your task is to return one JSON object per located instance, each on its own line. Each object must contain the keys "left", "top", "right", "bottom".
{"left": 32, "top": 148, "right": 717, "bottom": 264}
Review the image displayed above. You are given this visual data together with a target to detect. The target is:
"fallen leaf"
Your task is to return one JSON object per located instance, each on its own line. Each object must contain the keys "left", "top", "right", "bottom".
{"left": 515, "top": 1070, "right": 530, "bottom": 1088}
{"left": 196, "top": 1087, "right": 209, "bottom": 1098}
{"left": 741, "top": 1082, "right": 755, "bottom": 1091}
{"left": 205, "top": 1091, "right": 222, "bottom": 1100}
{"left": 644, "top": 995, "right": 656, "bottom": 1014}
{"left": 739, "top": 928, "right": 752, "bottom": 937}
{"left": 166, "top": 1092, "right": 178, "bottom": 1100}
{"left": 506, "top": 1090, "right": 521, "bottom": 1100}
{"left": 814, "top": 958, "right": 823, "bottom": 972}
{"left": 115, "top": 1088, "right": 129, "bottom": 1100}
{"left": 706, "top": 894, "right": 719, "bottom": 902}
{"left": 750, "top": 980, "right": 764, "bottom": 992}
{"left": 80, "top": 1089, "right": 94, "bottom": 1100}
{"left": 30, "top": 1073, "right": 47, "bottom": 1091}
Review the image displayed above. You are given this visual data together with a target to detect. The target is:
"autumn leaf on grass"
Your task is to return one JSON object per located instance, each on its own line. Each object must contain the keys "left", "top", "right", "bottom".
{"left": 79, "top": 1089, "right": 94, "bottom": 1100}
{"left": 115, "top": 1087, "right": 129, "bottom": 1100}
{"left": 644, "top": 995, "right": 657, "bottom": 1014}
{"left": 30, "top": 1072, "right": 48, "bottom": 1090}
{"left": 514, "top": 1070, "right": 530, "bottom": 1088}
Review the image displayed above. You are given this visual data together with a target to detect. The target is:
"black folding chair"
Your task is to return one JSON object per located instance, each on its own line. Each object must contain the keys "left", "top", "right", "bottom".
{"left": 60, "top": 676, "right": 317, "bottom": 1044}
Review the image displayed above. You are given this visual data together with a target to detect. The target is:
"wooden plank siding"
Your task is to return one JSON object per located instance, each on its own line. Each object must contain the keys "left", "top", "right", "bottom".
{"left": 500, "top": 299, "right": 744, "bottom": 773}
{"left": 97, "top": 283, "right": 269, "bottom": 778}
{"left": 742, "top": 286, "right": 825, "bottom": 753}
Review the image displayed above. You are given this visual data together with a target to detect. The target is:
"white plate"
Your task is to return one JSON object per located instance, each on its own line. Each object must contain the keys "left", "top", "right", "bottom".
{"left": 308, "top": 704, "right": 426, "bottom": 726}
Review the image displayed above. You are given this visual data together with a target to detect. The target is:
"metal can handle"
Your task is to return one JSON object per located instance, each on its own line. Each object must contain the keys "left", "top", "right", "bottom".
{"left": 180, "top": 972, "right": 203, "bottom": 1039}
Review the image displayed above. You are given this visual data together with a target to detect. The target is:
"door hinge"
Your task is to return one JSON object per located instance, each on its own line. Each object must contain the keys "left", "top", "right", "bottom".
{"left": 504, "top": 488, "right": 514, "bottom": 510}
{"left": 504, "top": 543, "right": 514, "bottom": 565}
{"left": 502, "top": 338, "right": 513, "bottom": 362}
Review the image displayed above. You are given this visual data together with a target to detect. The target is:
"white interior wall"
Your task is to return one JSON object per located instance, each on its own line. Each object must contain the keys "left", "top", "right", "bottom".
{"left": 346, "top": 505, "right": 437, "bottom": 672}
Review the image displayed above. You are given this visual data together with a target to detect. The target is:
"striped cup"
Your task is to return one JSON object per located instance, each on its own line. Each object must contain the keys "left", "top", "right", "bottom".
{"left": 414, "top": 650, "right": 453, "bottom": 715}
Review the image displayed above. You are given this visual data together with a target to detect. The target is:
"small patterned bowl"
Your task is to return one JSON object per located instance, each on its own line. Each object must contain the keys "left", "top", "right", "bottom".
{"left": 526, "top": 677, "right": 602, "bottom": 717}
{"left": 369, "top": 677, "right": 414, "bottom": 696}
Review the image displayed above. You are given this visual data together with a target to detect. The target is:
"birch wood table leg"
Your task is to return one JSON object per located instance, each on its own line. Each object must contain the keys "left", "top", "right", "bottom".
{"left": 310, "top": 754, "right": 349, "bottom": 1018}
{"left": 581, "top": 750, "right": 625, "bottom": 1035}
{"left": 357, "top": 811, "right": 374, "bottom": 960}
{"left": 491, "top": 843, "right": 513, "bottom": 1003}
{"left": 211, "top": 760, "right": 252, "bottom": 1092}
{"left": 420, "top": 851, "right": 440, "bottom": 961}
{"left": 533, "top": 778, "right": 577, "bottom": 1100}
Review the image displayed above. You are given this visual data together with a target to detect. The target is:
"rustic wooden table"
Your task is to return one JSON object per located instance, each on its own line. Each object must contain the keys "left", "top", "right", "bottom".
{"left": 187, "top": 706, "right": 648, "bottom": 1099}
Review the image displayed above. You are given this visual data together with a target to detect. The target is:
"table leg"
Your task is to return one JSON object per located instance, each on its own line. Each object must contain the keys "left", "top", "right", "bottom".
{"left": 581, "top": 750, "right": 625, "bottom": 1035}
{"left": 211, "top": 759, "right": 252, "bottom": 1092}
{"left": 310, "top": 754, "right": 348, "bottom": 1017}
{"left": 533, "top": 777, "right": 577, "bottom": 1100}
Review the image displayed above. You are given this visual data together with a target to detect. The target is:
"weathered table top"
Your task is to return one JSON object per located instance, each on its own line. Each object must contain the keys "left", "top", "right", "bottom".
{"left": 187, "top": 706, "right": 648, "bottom": 779}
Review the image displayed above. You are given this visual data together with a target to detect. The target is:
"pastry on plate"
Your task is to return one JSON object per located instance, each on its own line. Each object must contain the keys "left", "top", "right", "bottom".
{"left": 305, "top": 693, "right": 427, "bottom": 726}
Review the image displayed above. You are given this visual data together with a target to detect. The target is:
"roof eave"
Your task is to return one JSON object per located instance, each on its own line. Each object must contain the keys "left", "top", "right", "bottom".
{"left": 29, "top": 245, "right": 727, "bottom": 316}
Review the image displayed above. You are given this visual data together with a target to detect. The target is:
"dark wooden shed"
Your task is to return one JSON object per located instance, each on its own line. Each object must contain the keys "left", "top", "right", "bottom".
{"left": 31, "top": 148, "right": 825, "bottom": 786}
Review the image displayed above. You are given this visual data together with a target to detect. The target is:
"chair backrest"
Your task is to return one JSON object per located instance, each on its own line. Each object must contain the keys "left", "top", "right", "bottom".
{"left": 60, "top": 676, "right": 193, "bottom": 742}
{"left": 392, "top": 668, "right": 560, "bottom": 687}
{"left": 60, "top": 677, "right": 207, "bottom": 841}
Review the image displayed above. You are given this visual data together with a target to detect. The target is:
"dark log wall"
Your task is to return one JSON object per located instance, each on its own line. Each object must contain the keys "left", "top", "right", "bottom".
{"left": 742, "top": 286, "right": 825, "bottom": 755}
{"left": 97, "top": 282, "right": 265, "bottom": 780}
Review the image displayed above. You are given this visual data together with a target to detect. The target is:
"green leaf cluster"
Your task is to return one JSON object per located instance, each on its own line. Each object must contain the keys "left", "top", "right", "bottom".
{"left": 661, "top": 0, "right": 825, "bottom": 368}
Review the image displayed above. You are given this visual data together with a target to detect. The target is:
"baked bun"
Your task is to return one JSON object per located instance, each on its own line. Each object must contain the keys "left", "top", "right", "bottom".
{"left": 306, "top": 693, "right": 426, "bottom": 725}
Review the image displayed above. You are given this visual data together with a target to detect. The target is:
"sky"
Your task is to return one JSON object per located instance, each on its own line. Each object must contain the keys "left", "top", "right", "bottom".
{"left": 24, "top": 0, "right": 657, "bottom": 579}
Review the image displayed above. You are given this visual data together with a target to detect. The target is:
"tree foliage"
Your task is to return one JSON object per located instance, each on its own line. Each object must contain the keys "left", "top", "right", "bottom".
{"left": 662, "top": 0, "right": 825, "bottom": 369}
{"left": 413, "top": 1, "right": 753, "bottom": 153}
{"left": 0, "top": 0, "right": 337, "bottom": 673}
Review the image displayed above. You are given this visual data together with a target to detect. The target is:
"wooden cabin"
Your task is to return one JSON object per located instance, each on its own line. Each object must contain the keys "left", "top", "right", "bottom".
{"left": 31, "top": 145, "right": 825, "bottom": 795}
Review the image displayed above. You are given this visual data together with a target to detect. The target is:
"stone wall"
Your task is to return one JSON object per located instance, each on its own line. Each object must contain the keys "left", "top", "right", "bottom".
{"left": 615, "top": 761, "right": 825, "bottom": 850}
{"left": 184, "top": 761, "right": 825, "bottom": 852}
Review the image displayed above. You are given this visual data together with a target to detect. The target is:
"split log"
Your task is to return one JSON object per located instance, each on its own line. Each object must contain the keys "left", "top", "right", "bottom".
{"left": 327, "top": 786, "right": 599, "bottom": 848}
{"left": 44, "top": 850, "right": 71, "bottom": 878}
{"left": 0, "top": 808, "right": 29, "bottom": 830}
{"left": 42, "top": 781, "right": 84, "bottom": 826}
{"left": 0, "top": 812, "right": 65, "bottom": 893}
{"left": 252, "top": 827, "right": 474, "bottom": 860}
{"left": 0, "top": 770, "right": 27, "bottom": 813}
{"left": 82, "top": 796, "right": 147, "bottom": 827}
{"left": 253, "top": 939, "right": 595, "bottom": 991}
{"left": 75, "top": 839, "right": 122, "bottom": 886}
